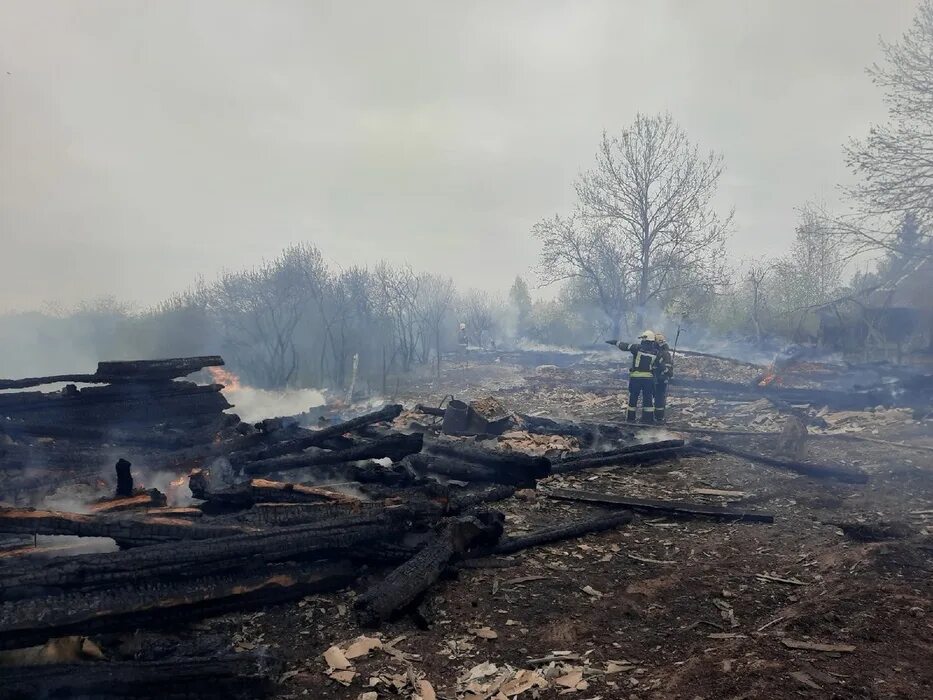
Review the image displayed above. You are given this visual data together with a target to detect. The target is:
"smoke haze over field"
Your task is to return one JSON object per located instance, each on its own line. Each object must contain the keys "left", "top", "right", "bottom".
{"left": 0, "top": 0, "right": 917, "bottom": 311}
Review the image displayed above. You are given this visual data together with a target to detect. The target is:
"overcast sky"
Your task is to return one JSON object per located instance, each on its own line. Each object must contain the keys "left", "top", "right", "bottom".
{"left": 0, "top": 0, "right": 918, "bottom": 312}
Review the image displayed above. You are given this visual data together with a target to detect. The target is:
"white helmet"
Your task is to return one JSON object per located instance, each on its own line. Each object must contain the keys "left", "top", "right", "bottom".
{"left": 459, "top": 323, "right": 466, "bottom": 331}
{"left": 638, "top": 330, "right": 656, "bottom": 342}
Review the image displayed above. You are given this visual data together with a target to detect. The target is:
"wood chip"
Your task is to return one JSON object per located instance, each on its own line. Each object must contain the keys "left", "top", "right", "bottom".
{"left": 627, "top": 553, "right": 676, "bottom": 565}
{"left": 502, "top": 575, "right": 550, "bottom": 586}
{"left": 692, "top": 488, "right": 746, "bottom": 498}
{"left": 782, "top": 639, "right": 855, "bottom": 653}
{"left": 756, "top": 574, "right": 807, "bottom": 586}
{"left": 323, "top": 645, "right": 351, "bottom": 670}
{"left": 708, "top": 633, "right": 747, "bottom": 640}
{"left": 418, "top": 679, "right": 437, "bottom": 700}
{"left": 344, "top": 636, "right": 382, "bottom": 659}
{"left": 472, "top": 626, "right": 499, "bottom": 640}
{"left": 581, "top": 585, "right": 603, "bottom": 597}
{"left": 554, "top": 669, "right": 584, "bottom": 688}
{"left": 328, "top": 669, "right": 357, "bottom": 685}
{"left": 790, "top": 671, "right": 822, "bottom": 689}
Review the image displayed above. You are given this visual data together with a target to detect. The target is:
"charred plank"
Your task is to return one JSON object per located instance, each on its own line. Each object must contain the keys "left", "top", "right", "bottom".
{"left": 0, "top": 561, "right": 352, "bottom": 650}
{"left": 0, "top": 650, "right": 281, "bottom": 699}
{"left": 242, "top": 432, "right": 423, "bottom": 476}
{"left": 693, "top": 439, "right": 870, "bottom": 483}
{"left": 543, "top": 488, "right": 774, "bottom": 523}
{"left": 355, "top": 511, "right": 504, "bottom": 626}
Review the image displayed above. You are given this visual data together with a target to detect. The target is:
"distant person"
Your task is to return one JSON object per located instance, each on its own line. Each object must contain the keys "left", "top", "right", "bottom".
{"left": 457, "top": 322, "right": 469, "bottom": 348}
{"left": 653, "top": 333, "right": 674, "bottom": 423}
{"left": 606, "top": 330, "right": 661, "bottom": 423}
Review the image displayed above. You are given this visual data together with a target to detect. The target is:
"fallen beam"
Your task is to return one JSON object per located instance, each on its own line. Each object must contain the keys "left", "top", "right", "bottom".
{"left": 693, "top": 439, "right": 869, "bottom": 483}
{"left": 355, "top": 511, "right": 504, "bottom": 626}
{"left": 0, "top": 509, "right": 411, "bottom": 600}
{"left": 543, "top": 488, "right": 774, "bottom": 523}
{"left": 0, "top": 650, "right": 281, "bottom": 700}
{"left": 423, "top": 439, "right": 551, "bottom": 485}
{"left": 189, "top": 472, "right": 367, "bottom": 510}
{"left": 490, "top": 510, "right": 634, "bottom": 556}
{"left": 553, "top": 441, "right": 687, "bottom": 473}
{"left": 94, "top": 355, "right": 225, "bottom": 382}
{"left": 242, "top": 432, "right": 423, "bottom": 476}
{"left": 0, "top": 561, "right": 353, "bottom": 650}
{"left": 0, "top": 506, "right": 249, "bottom": 543}
{"left": 233, "top": 404, "right": 403, "bottom": 463}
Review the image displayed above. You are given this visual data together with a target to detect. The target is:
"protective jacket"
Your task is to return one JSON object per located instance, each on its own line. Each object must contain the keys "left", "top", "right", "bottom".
{"left": 614, "top": 340, "right": 660, "bottom": 378}
{"left": 655, "top": 342, "right": 674, "bottom": 381}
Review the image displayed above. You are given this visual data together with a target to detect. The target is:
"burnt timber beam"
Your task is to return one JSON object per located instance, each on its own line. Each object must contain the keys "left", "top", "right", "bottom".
{"left": 693, "top": 439, "right": 870, "bottom": 483}
{"left": 355, "top": 511, "right": 504, "bottom": 626}
{"left": 543, "top": 488, "right": 774, "bottom": 523}
{"left": 242, "top": 432, "right": 423, "bottom": 476}
{"left": 0, "top": 561, "right": 353, "bottom": 650}
{"left": 0, "top": 650, "right": 282, "bottom": 700}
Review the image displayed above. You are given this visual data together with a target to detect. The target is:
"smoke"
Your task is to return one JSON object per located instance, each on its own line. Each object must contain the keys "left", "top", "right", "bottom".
{"left": 224, "top": 386, "right": 326, "bottom": 423}
{"left": 29, "top": 535, "right": 119, "bottom": 556}
{"left": 633, "top": 427, "right": 680, "bottom": 444}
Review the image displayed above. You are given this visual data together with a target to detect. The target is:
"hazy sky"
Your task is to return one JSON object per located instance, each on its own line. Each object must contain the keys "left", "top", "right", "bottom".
{"left": 0, "top": 1, "right": 918, "bottom": 312}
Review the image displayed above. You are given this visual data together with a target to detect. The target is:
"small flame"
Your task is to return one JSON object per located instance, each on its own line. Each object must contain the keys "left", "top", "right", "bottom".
{"left": 169, "top": 476, "right": 186, "bottom": 488}
{"left": 758, "top": 371, "right": 780, "bottom": 387}
{"left": 209, "top": 366, "right": 241, "bottom": 392}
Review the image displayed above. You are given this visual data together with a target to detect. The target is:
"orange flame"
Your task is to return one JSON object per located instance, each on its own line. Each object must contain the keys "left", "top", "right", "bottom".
{"left": 209, "top": 366, "right": 241, "bottom": 392}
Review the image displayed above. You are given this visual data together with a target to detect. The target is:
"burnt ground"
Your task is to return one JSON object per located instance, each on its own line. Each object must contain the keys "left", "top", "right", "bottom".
{"left": 193, "top": 357, "right": 931, "bottom": 699}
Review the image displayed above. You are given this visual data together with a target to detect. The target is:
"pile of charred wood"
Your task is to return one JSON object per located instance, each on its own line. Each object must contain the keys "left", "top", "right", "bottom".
{"left": 0, "top": 356, "right": 836, "bottom": 698}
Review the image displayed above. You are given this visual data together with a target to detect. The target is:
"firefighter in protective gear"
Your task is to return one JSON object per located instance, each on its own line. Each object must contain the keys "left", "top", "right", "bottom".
{"left": 606, "top": 330, "right": 659, "bottom": 423}
{"left": 653, "top": 333, "right": 674, "bottom": 422}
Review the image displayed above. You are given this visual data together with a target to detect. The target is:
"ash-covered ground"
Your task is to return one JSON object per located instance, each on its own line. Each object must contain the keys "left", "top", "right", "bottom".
{"left": 190, "top": 355, "right": 933, "bottom": 700}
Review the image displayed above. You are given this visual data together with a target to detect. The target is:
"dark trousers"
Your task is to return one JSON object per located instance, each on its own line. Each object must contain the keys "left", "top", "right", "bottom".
{"left": 654, "top": 380, "right": 668, "bottom": 422}
{"left": 626, "top": 376, "right": 655, "bottom": 422}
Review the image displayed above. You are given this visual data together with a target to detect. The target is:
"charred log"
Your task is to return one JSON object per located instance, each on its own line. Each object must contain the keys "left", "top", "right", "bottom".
{"left": 0, "top": 561, "right": 353, "bottom": 650}
{"left": 693, "top": 439, "right": 870, "bottom": 483}
{"left": 236, "top": 405, "right": 403, "bottom": 463}
{"left": 88, "top": 489, "right": 167, "bottom": 514}
{"left": 0, "top": 650, "right": 281, "bottom": 700}
{"left": 94, "top": 356, "right": 225, "bottom": 382}
{"left": 242, "top": 432, "right": 423, "bottom": 476}
{"left": 114, "top": 459, "right": 133, "bottom": 497}
{"left": 355, "top": 511, "right": 504, "bottom": 626}
{"left": 189, "top": 472, "right": 368, "bottom": 510}
{"left": 423, "top": 439, "right": 550, "bottom": 485}
{"left": 489, "top": 510, "right": 634, "bottom": 556}
{"left": 543, "top": 488, "right": 774, "bottom": 523}
{"left": 553, "top": 440, "right": 687, "bottom": 473}
{"left": 0, "top": 506, "right": 250, "bottom": 544}
{"left": 0, "top": 509, "right": 410, "bottom": 600}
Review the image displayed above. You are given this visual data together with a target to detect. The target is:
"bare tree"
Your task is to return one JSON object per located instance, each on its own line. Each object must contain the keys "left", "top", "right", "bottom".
{"left": 744, "top": 260, "right": 772, "bottom": 343}
{"left": 415, "top": 273, "right": 456, "bottom": 376}
{"left": 537, "top": 113, "right": 732, "bottom": 330}
{"left": 578, "top": 114, "right": 731, "bottom": 319}
{"left": 461, "top": 290, "right": 497, "bottom": 348}
{"left": 207, "top": 244, "right": 324, "bottom": 388}
{"left": 533, "top": 213, "right": 633, "bottom": 337}
{"left": 373, "top": 263, "right": 421, "bottom": 372}
{"left": 844, "top": 0, "right": 933, "bottom": 257}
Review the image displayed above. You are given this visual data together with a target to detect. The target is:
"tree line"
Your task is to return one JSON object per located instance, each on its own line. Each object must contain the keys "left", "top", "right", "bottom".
{"left": 3, "top": 1, "right": 931, "bottom": 386}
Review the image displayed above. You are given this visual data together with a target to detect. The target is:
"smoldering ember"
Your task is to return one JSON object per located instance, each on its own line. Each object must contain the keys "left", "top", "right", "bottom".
{"left": 3, "top": 3, "right": 933, "bottom": 700}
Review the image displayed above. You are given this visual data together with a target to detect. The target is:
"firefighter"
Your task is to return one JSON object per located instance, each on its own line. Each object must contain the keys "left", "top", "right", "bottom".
{"left": 653, "top": 332, "right": 674, "bottom": 422}
{"left": 457, "top": 323, "right": 469, "bottom": 348}
{"left": 606, "top": 330, "right": 660, "bottom": 423}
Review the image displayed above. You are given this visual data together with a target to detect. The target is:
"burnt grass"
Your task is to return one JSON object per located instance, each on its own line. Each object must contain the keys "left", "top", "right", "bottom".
{"left": 195, "top": 359, "right": 931, "bottom": 699}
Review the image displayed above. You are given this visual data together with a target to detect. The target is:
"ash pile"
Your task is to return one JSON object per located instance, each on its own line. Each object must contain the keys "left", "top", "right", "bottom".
{"left": 0, "top": 357, "right": 783, "bottom": 698}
